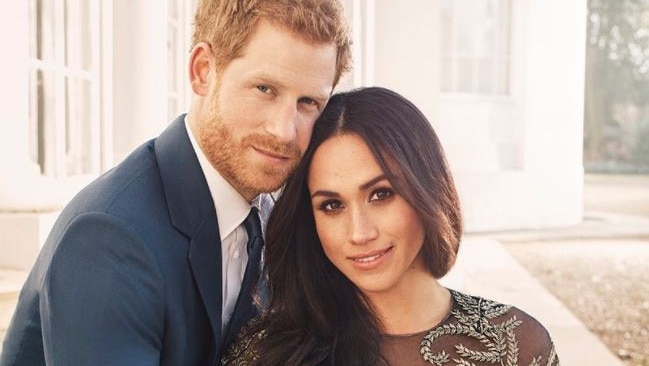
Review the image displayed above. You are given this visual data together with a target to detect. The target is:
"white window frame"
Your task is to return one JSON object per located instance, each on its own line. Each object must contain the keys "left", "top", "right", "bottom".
{"left": 167, "top": 0, "right": 197, "bottom": 121}
{"left": 440, "top": 0, "right": 513, "bottom": 97}
{"left": 27, "top": 0, "right": 111, "bottom": 178}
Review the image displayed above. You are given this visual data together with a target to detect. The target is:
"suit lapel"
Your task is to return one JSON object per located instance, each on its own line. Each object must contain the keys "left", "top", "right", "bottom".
{"left": 155, "top": 116, "right": 223, "bottom": 361}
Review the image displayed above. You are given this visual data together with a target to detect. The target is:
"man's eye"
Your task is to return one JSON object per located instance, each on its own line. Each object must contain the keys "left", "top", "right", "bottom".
{"left": 299, "top": 97, "right": 319, "bottom": 109}
{"left": 257, "top": 85, "right": 272, "bottom": 93}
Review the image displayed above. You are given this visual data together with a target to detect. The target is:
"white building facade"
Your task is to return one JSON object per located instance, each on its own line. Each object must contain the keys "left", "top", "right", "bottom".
{"left": 0, "top": 0, "right": 587, "bottom": 270}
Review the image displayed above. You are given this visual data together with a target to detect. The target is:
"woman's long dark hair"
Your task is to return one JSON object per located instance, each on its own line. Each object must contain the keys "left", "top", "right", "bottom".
{"left": 252, "top": 87, "right": 462, "bottom": 365}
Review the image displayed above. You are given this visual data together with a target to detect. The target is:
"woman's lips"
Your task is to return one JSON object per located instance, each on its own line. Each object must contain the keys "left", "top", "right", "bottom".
{"left": 349, "top": 246, "right": 393, "bottom": 269}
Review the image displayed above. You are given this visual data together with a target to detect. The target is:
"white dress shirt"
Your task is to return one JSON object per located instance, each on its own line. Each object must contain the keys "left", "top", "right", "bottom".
{"left": 184, "top": 117, "right": 255, "bottom": 332}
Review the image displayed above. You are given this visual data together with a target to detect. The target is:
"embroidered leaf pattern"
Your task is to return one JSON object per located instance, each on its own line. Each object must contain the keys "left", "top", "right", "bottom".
{"left": 455, "top": 343, "right": 499, "bottom": 362}
{"left": 528, "top": 356, "right": 542, "bottom": 366}
{"left": 421, "top": 349, "right": 451, "bottom": 365}
{"left": 419, "top": 291, "right": 559, "bottom": 366}
{"left": 506, "top": 328, "right": 519, "bottom": 366}
{"left": 456, "top": 359, "right": 479, "bottom": 366}
{"left": 545, "top": 348, "right": 559, "bottom": 366}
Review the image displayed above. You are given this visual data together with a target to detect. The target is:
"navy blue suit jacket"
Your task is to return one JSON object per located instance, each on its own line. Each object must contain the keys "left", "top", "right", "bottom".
{"left": 0, "top": 116, "right": 251, "bottom": 366}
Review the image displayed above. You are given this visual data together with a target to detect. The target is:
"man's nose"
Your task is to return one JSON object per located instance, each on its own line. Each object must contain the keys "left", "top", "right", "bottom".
{"left": 265, "top": 102, "right": 298, "bottom": 144}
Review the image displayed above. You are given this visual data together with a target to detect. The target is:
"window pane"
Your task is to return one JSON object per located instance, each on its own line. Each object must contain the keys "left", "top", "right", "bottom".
{"left": 29, "top": 0, "right": 55, "bottom": 61}
{"left": 456, "top": 22, "right": 475, "bottom": 57}
{"left": 29, "top": 69, "right": 57, "bottom": 174}
{"left": 495, "top": 59, "right": 510, "bottom": 94}
{"left": 500, "top": 0, "right": 512, "bottom": 58}
{"left": 28, "top": 0, "right": 102, "bottom": 177}
{"left": 168, "top": 23, "right": 178, "bottom": 93}
{"left": 65, "top": 0, "right": 93, "bottom": 70}
{"left": 65, "top": 77, "right": 95, "bottom": 175}
{"left": 168, "top": 0, "right": 179, "bottom": 20}
{"left": 440, "top": 2, "right": 453, "bottom": 55}
{"left": 441, "top": 56, "right": 454, "bottom": 92}
{"left": 478, "top": 16, "right": 496, "bottom": 58}
{"left": 440, "top": 0, "right": 512, "bottom": 96}
{"left": 478, "top": 58, "right": 494, "bottom": 94}
{"left": 457, "top": 58, "right": 474, "bottom": 93}
{"left": 168, "top": 97, "right": 179, "bottom": 121}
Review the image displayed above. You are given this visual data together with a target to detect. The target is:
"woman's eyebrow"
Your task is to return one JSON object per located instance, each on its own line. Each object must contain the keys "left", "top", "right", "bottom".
{"left": 311, "top": 190, "right": 339, "bottom": 199}
{"left": 359, "top": 175, "right": 388, "bottom": 191}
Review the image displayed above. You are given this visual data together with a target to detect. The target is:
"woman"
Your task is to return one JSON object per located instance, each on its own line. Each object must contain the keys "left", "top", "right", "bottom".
{"left": 222, "top": 87, "right": 559, "bottom": 365}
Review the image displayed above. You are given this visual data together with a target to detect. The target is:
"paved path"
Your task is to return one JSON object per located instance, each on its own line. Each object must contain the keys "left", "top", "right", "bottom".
{"left": 584, "top": 174, "right": 649, "bottom": 217}
{"left": 0, "top": 269, "right": 27, "bottom": 354}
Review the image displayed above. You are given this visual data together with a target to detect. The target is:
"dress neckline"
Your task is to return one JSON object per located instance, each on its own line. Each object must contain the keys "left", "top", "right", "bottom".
{"left": 380, "top": 289, "right": 455, "bottom": 339}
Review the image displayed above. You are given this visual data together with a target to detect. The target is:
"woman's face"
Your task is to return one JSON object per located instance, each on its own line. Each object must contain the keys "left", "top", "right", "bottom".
{"left": 307, "top": 133, "right": 428, "bottom": 298}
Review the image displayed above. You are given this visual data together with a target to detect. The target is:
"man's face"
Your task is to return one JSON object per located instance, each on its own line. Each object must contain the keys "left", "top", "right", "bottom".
{"left": 198, "top": 20, "right": 337, "bottom": 201}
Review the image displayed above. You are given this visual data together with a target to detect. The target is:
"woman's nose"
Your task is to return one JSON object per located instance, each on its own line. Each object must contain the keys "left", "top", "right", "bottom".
{"left": 348, "top": 208, "right": 379, "bottom": 245}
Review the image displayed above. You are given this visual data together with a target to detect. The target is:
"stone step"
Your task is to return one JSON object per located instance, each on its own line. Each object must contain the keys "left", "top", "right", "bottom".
{"left": 0, "top": 269, "right": 28, "bottom": 348}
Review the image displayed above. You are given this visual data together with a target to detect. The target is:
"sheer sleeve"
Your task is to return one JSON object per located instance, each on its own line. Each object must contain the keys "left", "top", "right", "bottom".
{"left": 507, "top": 307, "right": 559, "bottom": 365}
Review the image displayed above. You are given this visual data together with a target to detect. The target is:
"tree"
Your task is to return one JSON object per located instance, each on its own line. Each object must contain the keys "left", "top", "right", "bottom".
{"left": 585, "top": 0, "right": 649, "bottom": 171}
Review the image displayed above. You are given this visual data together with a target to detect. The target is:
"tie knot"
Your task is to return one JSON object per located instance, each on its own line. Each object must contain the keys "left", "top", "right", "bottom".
{"left": 243, "top": 207, "right": 262, "bottom": 240}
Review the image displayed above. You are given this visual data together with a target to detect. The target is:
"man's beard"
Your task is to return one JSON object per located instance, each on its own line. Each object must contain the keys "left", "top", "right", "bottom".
{"left": 198, "top": 110, "right": 302, "bottom": 199}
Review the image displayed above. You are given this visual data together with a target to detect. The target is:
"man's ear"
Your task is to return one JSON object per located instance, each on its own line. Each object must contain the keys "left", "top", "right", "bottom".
{"left": 189, "top": 42, "right": 215, "bottom": 96}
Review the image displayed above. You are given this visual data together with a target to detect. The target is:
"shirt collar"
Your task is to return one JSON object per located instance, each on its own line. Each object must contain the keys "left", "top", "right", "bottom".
{"left": 184, "top": 116, "right": 251, "bottom": 241}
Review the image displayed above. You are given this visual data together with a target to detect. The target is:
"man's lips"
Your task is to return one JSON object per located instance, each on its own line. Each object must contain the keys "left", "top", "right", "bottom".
{"left": 253, "top": 146, "right": 290, "bottom": 160}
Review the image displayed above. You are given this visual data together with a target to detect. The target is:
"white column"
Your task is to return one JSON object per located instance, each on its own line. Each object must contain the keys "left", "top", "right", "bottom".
{"left": 521, "top": 0, "right": 587, "bottom": 226}
{"left": 112, "top": 0, "right": 169, "bottom": 163}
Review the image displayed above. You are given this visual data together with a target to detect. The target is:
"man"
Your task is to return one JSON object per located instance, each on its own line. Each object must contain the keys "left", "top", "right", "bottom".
{"left": 0, "top": 1, "right": 351, "bottom": 365}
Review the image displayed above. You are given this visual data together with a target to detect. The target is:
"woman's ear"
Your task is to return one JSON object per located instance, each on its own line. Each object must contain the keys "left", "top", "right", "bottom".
{"left": 189, "top": 42, "right": 215, "bottom": 96}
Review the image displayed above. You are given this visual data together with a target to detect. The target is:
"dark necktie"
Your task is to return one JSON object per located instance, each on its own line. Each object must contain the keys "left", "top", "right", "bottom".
{"left": 222, "top": 207, "right": 264, "bottom": 348}
{"left": 242, "top": 207, "right": 264, "bottom": 296}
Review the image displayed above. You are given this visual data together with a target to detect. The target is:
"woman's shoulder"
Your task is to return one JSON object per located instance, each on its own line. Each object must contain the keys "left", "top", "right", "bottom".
{"left": 422, "top": 289, "right": 560, "bottom": 365}
{"left": 449, "top": 290, "right": 554, "bottom": 338}
{"left": 448, "top": 290, "right": 546, "bottom": 323}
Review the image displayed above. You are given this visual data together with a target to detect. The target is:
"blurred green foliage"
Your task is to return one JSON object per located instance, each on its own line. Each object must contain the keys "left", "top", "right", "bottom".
{"left": 585, "top": 0, "right": 649, "bottom": 172}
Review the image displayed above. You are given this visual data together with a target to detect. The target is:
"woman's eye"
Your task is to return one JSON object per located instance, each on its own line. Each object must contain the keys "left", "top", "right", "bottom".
{"left": 319, "top": 200, "right": 343, "bottom": 213}
{"left": 369, "top": 188, "right": 393, "bottom": 202}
